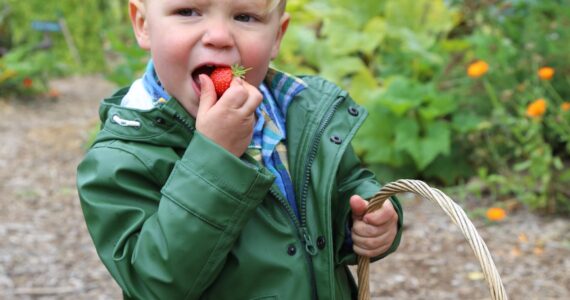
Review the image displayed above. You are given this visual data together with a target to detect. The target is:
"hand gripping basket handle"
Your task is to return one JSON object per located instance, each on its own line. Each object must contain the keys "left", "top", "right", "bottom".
{"left": 357, "top": 179, "right": 508, "bottom": 300}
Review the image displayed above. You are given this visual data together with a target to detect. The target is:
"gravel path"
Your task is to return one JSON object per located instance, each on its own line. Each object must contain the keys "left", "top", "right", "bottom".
{"left": 0, "top": 76, "right": 568, "bottom": 299}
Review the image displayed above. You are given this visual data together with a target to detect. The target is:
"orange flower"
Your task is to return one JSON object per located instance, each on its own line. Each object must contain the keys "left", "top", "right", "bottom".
{"left": 48, "top": 89, "right": 61, "bottom": 98}
{"left": 23, "top": 77, "right": 33, "bottom": 88}
{"left": 538, "top": 67, "right": 555, "bottom": 80}
{"left": 486, "top": 207, "right": 506, "bottom": 222}
{"left": 467, "top": 60, "right": 489, "bottom": 78}
{"left": 526, "top": 98, "right": 547, "bottom": 118}
{"left": 562, "top": 102, "right": 570, "bottom": 112}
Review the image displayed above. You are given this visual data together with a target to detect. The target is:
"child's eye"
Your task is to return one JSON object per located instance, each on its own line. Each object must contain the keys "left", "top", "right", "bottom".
{"left": 234, "top": 14, "right": 256, "bottom": 22}
{"left": 175, "top": 8, "right": 199, "bottom": 17}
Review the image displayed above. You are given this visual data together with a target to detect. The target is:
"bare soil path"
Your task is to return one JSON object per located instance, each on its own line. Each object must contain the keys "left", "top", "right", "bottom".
{"left": 0, "top": 76, "right": 568, "bottom": 299}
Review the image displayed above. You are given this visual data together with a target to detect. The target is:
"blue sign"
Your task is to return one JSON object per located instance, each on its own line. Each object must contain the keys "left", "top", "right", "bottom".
{"left": 31, "top": 21, "right": 62, "bottom": 32}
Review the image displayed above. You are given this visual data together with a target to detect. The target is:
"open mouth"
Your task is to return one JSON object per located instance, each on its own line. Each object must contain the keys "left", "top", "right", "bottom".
{"left": 191, "top": 63, "right": 230, "bottom": 96}
{"left": 192, "top": 65, "right": 218, "bottom": 85}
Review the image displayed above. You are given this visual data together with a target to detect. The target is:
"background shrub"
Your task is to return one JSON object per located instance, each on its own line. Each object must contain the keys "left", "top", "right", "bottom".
{"left": 1, "top": 0, "right": 568, "bottom": 213}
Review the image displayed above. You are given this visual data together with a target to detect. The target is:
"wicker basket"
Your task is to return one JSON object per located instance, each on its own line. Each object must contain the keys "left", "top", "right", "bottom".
{"left": 357, "top": 179, "right": 508, "bottom": 300}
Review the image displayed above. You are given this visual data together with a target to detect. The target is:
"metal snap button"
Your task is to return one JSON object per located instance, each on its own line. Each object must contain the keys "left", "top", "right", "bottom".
{"left": 287, "top": 244, "right": 297, "bottom": 256}
{"left": 155, "top": 117, "right": 166, "bottom": 125}
{"left": 317, "top": 236, "right": 326, "bottom": 249}
{"left": 348, "top": 107, "right": 359, "bottom": 116}
{"left": 330, "top": 135, "right": 342, "bottom": 144}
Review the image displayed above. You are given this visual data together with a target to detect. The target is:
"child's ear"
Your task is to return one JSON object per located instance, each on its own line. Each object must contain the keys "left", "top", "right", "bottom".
{"left": 271, "top": 13, "right": 290, "bottom": 60}
{"left": 129, "top": 0, "right": 150, "bottom": 50}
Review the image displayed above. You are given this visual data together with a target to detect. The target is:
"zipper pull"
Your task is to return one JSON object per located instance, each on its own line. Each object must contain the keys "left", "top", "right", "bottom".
{"left": 300, "top": 227, "right": 318, "bottom": 256}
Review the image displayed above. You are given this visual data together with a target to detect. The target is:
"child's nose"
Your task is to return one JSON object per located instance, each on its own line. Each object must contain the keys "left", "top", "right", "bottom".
{"left": 201, "top": 21, "right": 235, "bottom": 49}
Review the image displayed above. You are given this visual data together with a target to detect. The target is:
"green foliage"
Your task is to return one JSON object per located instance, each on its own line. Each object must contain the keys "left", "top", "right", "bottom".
{"left": 275, "top": 0, "right": 570, "bottom": 213}
{"left": 274, "top": 0, "right": 469, "bottom": 183}
{"left": 1, "top": 0, "right": 101, "bottom": 96}
{"left": 0, "top": 0, "right": 147, "bottom": 94}
{"left": 0, "top": 44, "right": 55, "bottom": 95}
{"left": 450, "top": 0, "right": 570, "bottom": 213}
{"left": 356, "top": 77, "right": 455, "bottom": 171}
{"left": 5, "top": 0, "right": 105, "bottom": 72}
{"left": 103, "top": 21, "right": 148, "bottom": 86}
{"left": 2, "top": 0, "right": 568, "bottom": 213}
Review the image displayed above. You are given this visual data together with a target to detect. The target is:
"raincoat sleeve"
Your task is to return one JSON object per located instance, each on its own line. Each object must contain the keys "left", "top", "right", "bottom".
{"left": 333, "top": 144, "right": 404, "bottom": 266}
{"left": 77, "top": 132, "right": 275, "bottom": 299}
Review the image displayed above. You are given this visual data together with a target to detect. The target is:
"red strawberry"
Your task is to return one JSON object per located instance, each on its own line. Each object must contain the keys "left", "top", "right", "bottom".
{"left": 210, "top": 64, "right": 249, "bottom": 98}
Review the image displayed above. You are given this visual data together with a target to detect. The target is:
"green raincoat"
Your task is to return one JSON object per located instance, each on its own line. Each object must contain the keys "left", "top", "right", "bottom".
{"left": 77, "top": 74, "right": 403, "bottom": 300}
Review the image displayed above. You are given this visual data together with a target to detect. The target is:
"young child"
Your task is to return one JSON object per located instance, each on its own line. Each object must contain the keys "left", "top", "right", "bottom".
{"left": 77, "top": 0, "right": 403, "bottom": 298}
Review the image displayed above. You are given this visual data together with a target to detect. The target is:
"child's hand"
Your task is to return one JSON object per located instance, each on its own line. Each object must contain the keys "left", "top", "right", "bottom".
{"left": 196, "top": 74, "right": 262, "bottom": 157}
{"left": 350, "top": 195, "right": 398, "bottom": 258}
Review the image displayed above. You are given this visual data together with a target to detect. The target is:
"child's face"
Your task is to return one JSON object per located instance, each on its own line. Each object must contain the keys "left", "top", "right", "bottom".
{"left": 130, "top": 0, "right": 289, "bottom": 116}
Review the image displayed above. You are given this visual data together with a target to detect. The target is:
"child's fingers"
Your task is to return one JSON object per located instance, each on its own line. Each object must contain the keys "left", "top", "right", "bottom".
{"left": 239, "top": 81, "right": 263, "bottom": 115}
{"left": 217, "top": 78, "right": 248, "bottom": 109}
{"left": 363, "top": 200, "right": 397, "bottom": 227}
{"left": 349, "top": 195, "right": 368, "bottom": 221}
{"left": 352, "top": 222, "right": 397, "bottom": 257}
{"left": 351, "top": 230, "right": 392, "bottom": 250}
{"left": 352, "top": 241, "right": 391, "bottom": 258}
{"left": 352, "top": 218, "right": 387, "bottom": 237}
{"left": 197, "top": 74, "right": 217, "bottom": 114}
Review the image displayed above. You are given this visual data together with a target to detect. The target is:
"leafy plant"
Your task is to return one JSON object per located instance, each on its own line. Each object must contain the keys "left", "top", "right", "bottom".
{"left": 275, "top": 0, "right": 570, "bottom": 213}
{"left": 103, "top": 24, "right": 148, "bottom": 86}
{"left": 0, "top": 43, "right": 57, "bottom": 96}
{"left": 3, "top": 0, "right": 568, "bottom": 213}
{"left": 274, "top": 0, "right": 472, "bottom": 183}
{"left": 5, "top": 0, "right": 106, "bottom": 72}
{"left": 453, "top": 1, "right": 570, "bottom": 213}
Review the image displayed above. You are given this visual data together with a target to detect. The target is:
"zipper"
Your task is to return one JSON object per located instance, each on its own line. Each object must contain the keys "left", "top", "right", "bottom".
{"left": 269, "top": 187, "right": 318, "bottom": 299}
{"left": 271, "top": 94, "right": 346, "bottom": 253}
{"left": 269, "top": 187, "right": 318, "bottom": 255}
{"left": 162, "top": 105, "right": 196, "bottom": 133}
{"left": 298, "top": 95, "right": 346, "bottom": 227}
{"left": 172, "top": 113, "right": 195, "bottom": 132}
{"left": 296, "top": 95, "right": 344, "bottom": 299}
{"left": 270, "top": 94, "right": 346, "bottom": 300}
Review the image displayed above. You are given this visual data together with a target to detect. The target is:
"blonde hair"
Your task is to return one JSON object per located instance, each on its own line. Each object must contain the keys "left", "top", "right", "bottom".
{"left": 267, "top": 0, "right": 286, "bottom": 14}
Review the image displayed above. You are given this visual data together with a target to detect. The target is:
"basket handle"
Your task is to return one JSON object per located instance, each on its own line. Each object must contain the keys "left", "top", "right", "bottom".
{"left": 357, "top": 179, "right": 508, "bottom": 300}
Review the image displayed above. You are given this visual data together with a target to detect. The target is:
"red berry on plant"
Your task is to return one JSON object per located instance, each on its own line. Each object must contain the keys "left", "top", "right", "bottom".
{"left": 210, "top": 64, "right": 250, "bottom": 98}
{"left": 23, "top": 77, "right": 33, "bottom": 88}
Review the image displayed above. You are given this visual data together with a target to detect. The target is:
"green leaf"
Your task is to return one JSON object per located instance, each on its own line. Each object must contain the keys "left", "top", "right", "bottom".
{"left": 419, "top": 92, "right": 457, "bottom": 121}
{"left": 323, "top": 23, "right": 369, "bottom": 56}
{"left": 361, "top": 17, "right": 387, "bottom": 56}
{"left": 513, "top": 160, "right": 532, "bottom": 172}
{"left": 319, "top": 56, "right": 364, "bottom": 83}
{"left": 378, "top": 77, "right": 425, "bottom": 116}
{"left": 385, "top": 0, "right": 457, "bottom": 36}
{"left": 394, "top": 118, "right": 420, "bottom": 152}
{"left": 560, "top": 169, "right": 570, "bottom": 182}
{"left": 423, "top": 152, "right": 474, "bottom": 185}
{"left": 389, "top": 28, "right": 443, "bottom": 64}
{"left": 452, "top": 112, "right": 483, "bottom": 133}
{"left": 395, "top": 120, "right": 451, "bottom": 170}
{"left": 349, "top": 68, "right": 383, "bottom": 105}
{"left": 439, "top": 39, "right": 471, "bottom": 53}
{"left": 327, "top": 0, "right": 385, "bottom": 27}
{"left": 354, "top": 108, "right": 408, "bottom": 167}
{"left": 280, "top": 25, "right": 319, "bottom": 67}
